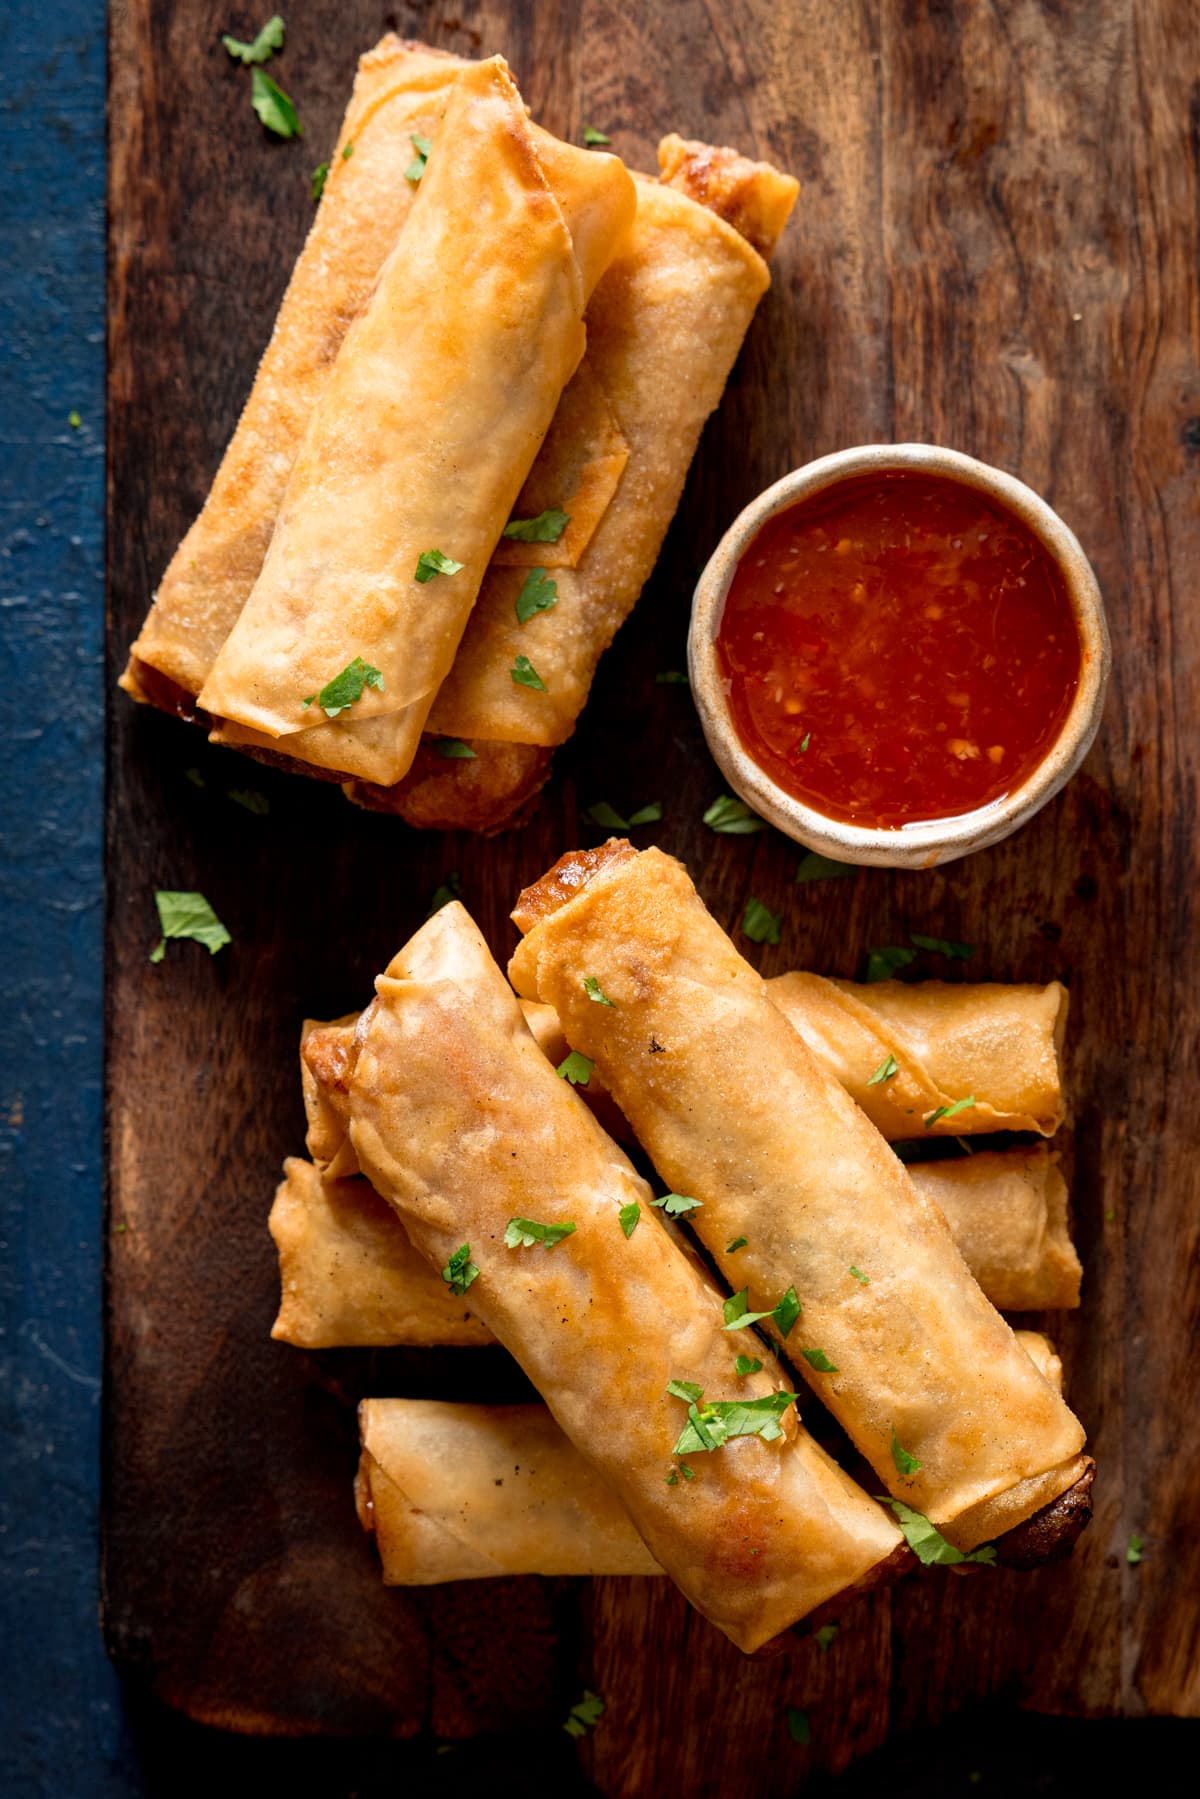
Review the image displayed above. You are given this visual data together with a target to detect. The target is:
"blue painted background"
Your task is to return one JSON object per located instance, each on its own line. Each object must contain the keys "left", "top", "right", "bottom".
{"left": 0, "top": 5, "right": 1192, "bottom": 1793}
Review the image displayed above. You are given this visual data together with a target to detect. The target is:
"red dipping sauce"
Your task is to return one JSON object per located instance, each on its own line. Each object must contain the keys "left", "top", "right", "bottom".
{"left": 716, "top": 471, "right": 1083, "bottom": 828}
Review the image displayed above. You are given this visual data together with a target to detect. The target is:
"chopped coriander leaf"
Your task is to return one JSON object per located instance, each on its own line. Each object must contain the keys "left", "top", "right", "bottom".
{"left": 1127, "top": 1532, "right": 1144, "bottom": 1565}
{"left": 504, "top": 1217, "right": 577, "bottom": 1250}
{"left": 773, "top": 1285, "right": 802, "bottom": 1338}
{"left": 665, "top": 1470, "right": 678, "bottom": 1486}
{"left": 878, "top": 1496, "right": 997, "bottom": 1566}
{"left": 302, "top": 656, "right": 384, "bottom": 719}
{"left": 149, "top": 891, "right": 231, "bottom": 963}
{"left": 665, "top": 1378, "right": 704, "bottom": 1404}
{"left": 726, "top": 1236, "right": 748, "bottom": 1254}
{"left": 222, "top": 14, "right": 284, "bottom": 63}
{"left": 799, "top": 732, "right": 811, "bottom": 752}
{"left": 655, "top": 669, "right": 689, "bottom": 686}
{"left": 800, "top": 1347, "right": 839, "bottom": 1373}
{"left": 184, "top": 768, "right": 205, "bottom": 788}
{"left": 251, "top": 67, "right": 302, "bottom": 138}
{"left": 414, "top": 547, "right": 463, "bottom": 582}
{"left": 704, "top": 793, "right": 768, "bottom": 834}
{"left": 503, "top": 508, "right": 570, "bottom": 542}
{"left": 890, "top": 1427, "right": 921, "bottom": 1477}
{"left": 679, "top": 1461, "right": 696, "bottom": 1480}
{"left": 742, "top": 897, "right": 782, "bottom": 945}
{"left": 227, "top": 787, "right": 269, "bottom": 815}
{"left": 341, "top": 140, "right": 354, "bottom": 159}
{"left": 910, "top": 932, "right": 974, "bottom": 959}
{"left": 432, "top": 737, "right": 477, "bottom": 759}
{"left": 723, "top": 1285, "right": 800, "bottom": 1337}
{"left": 404, "top": 132, "right": 432, "bottom": 182}
{"left": 67, "top": 409, "right": 82, "bottom": 429}
{"left": 864, "top": 945, "right": 916, "bottom": 982}
{"left": 849, "top": 1265, "right": 869, "bottom": 1285}
{"left": 557, "top": 1049, "right": 593, "bottom": 1086}
{"left": 426, "top": 871, "right": 462, "bottom": 917}
{"left": 515, "top": 568, "right": 559, "bottom": 624}
{"left": 814, "top": 1623, "right": 839, "bottom": 1652}
{"left": 583, "top": 125, "right": 611, "bottom": 145}
{"left": 867, "top": 1053, "right": 899, "bottom": 1086}
{"left": 735, "top": 1355, "right": 763, "bottom": 1376}
{"left": 672, "top": 1391, "right": 799, "bottom": 1454}
{"left": 584, "top": 799, "right": 662, "bottom": 830}
{"left": 924, "top": 1094, "right": 976, "bottom": 1129}
{"left": 652, "top": 1192, "right": 702, "bottom": 1216}
{"left": 786, "top": 1707, "right": 811, "bottom": 1745}
{"left": 310, "top": 161, "right": 328, "bottom": 200}
{"left": 583, "top": 976, "right": 615, "bottom": 1007}
{"left": 441, "top": 1243, "right": 479, "bottom": 1296}
{"left": 511, "top": 653, "right": 547, "bottom": 691}
{"left": 617, "top": 1201, "right": 641, "bottom": 1239}
{"left": 796, "top": 851, "right": 854, "bottom": 883}
{"left": 563, "top": 1691, "right": 604, "bottom": 1739}
{"left": 627, "top": 802, "right": 663, "bottom": 826}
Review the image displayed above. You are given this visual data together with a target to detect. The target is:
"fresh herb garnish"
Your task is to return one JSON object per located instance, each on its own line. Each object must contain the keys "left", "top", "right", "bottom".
{"left": 796, "top": 851, "right": 854, "bottom": 883}
{"left": 665, "top": 1470, "right": 679, "bottom": 1486}
{"left": 799, "top": 733, "right": 811, "bottom": 752}
{"left": 864, "top": 945, "right": 916, "bottom": 982}
{"left": 671, "top": 1390, "right": 799, "bottom": 1454}
{"left": 786, "top": 1707, "right": 811, "bottom": 1745}
{"left": 742, "top": 897, "right": 782, "bottom": 945}
{"left": 511, "top": 654, "right": 546, "bottom": 691}
{"left": 814, "top": 1624, "right": 839, "bottom": 1652}
{"left": 679, "top": 1462, "right": 696, "bottom": 1480}
{"left": 222, "top": 14, "right": 284, "bottom": 63}
{"left": 655, "top": 669, "right": 689, "bottom": 686}
{"left": 310, "top": 161, "right": 328, "bottom": 199}
{"left": 341, "top": 140, "right": 354, "bottom": 159}
{"left": 404, "top": 132, "right": 431, "bottom": 182}
{"left": 666, "top": 1379, "right": 704, "bottom": 1404}
{"left": 723, "top": 1285, "right": 801, "bottom": 1338}
{"left": 704, "top": 793, "right": 768, "bottom": 834}
{"left": 557, "top": 1049, "right": 593, "bottom": 1086}
{"left": 583, "top": 976, "right": 614, "bottom": 1007}
{"left": 924, "top": 1094, "right": 976, "bottom": 1129}
{"left": 773, "top": 1285, "right": 802, "bottom": 1337}
{"left": 68, "top": 410, "right": 82, "bottom": 429}
{"left": 618, "top": 1201, "right": 641, "bottom": 1239}
{"left": 504, "top": 1217, "right": 577, "bottom": 1250}
{"left": 302, "top": 656, "right": 384, "bottom": 718}
{"left": 583, "top": 126, "right": 611, "bottom": 145}
{"left": 149, "top": 891, "right": 231, "bottom": 963}
{"left": 849, "top": 1265, "right": 869, "bottom": 1285}
{"left": 800, "top": 1347, "right": 839, "bottom": 1373}
{"left": 502, "top": 508, "right": 570, "bottom": 543}
{"left": 251, "top": 67, "right": 302, "bottom": 138}
{"left": 432, "top": 737, "right": 477, "bottom": 759}
{"left": 878, "top": 1496, "right": 997, "bottom": 1566}
{"left": 227, "top": 787, "right": 269, "bottom": 815}
{"left": 441, "top": 1243, "right": 479, "bottom": 1296}
{"left": 426, "top": 871, "right": 462, "bottom": 917}
{"left": 1127, "top": 1532, "right": 1144, "bottom": 1565}
{"left": 727, "top": 1236, "right": 748, "bottom": 1254}
{"left": 563, "top": 1691, "right": 604, "bottom": 1738}
{"left": 910, "top": 932, "right": 974, "bottom": 960}
{"left": 515, "top": 568, "right": 558, "bottom": 624}
{"left": 867, "top": 1053, "right": 899, "bottom": 1086}
{"left": 735, "top": 1355, "right": 763, "bottom": 1376}
{"left": 584, "top": 799, "right": 662, "bottom": 830}
{"left": 652, "top": 1192, "right": 702, "bottom": 1216}
{"left": 890, "top": 1428, "right": 922, "bottom": 1477}
{"left": 414, "top": 548, "right": 463, "bottom": 583}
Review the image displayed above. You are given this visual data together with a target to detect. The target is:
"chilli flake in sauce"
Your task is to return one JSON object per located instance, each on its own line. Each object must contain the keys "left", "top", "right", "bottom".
{"left": 716, "top": 472, "right": 1083, "bottom": 827}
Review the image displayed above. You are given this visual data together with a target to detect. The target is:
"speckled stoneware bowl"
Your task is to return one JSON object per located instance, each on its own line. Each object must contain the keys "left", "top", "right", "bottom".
{"left": 688, "top": 443, "right": 1111, "bottom": 870}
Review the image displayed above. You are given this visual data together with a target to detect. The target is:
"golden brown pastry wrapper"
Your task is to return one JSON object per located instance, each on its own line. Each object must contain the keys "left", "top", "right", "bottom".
{"left": 509, "top": 846, "right": 1087, "bottom": 1547}
{"left": 345, "top": 902, "right": 900, "bottom": 1652}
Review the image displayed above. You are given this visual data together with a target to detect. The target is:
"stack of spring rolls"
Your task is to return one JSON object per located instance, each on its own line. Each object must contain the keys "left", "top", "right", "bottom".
{"left": 121, "top": 38, "right": 801, "bottom": 832}
{"left": 271, "top": 841, "right": 1092, "bottom": 1653}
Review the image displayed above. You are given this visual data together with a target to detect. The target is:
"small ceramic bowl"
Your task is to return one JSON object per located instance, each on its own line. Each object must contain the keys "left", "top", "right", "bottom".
{"left": 688, "top": 443, "right": 1110, "bottom": 869}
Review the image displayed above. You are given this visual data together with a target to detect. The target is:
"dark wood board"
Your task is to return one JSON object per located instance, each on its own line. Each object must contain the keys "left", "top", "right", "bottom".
{"left": 104, "top": 0, "right": 1200, "bottom": 1787}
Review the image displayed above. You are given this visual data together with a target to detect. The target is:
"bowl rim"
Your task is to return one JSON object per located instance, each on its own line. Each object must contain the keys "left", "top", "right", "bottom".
{"left": 687, "top": 442, "right": 1111, "bottom": 869}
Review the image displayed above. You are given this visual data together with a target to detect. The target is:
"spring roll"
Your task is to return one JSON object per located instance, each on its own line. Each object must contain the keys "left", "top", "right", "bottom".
{"left": 343, "top": 901, "right": 902, "bottom": 1651}
{"left": 270, "top": 1149, "right": 1078, "bottom": 1349}
{"left": 508, "top": 843, "right": 1089, "bottom": 1550}
{"left": 358, "top": 1330, "right": 1066, "bottom": 1586}
{"left": 194, "top": 57, "right": 636, "bottom": 783}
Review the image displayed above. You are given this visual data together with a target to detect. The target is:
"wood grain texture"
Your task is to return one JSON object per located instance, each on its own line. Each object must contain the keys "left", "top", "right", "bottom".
{"left": 104, "top": 0, "right": 1200, "bottom": 1786}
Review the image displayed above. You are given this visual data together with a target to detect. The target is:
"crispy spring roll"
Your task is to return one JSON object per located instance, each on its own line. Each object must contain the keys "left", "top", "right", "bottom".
{"left": 359, "top": 1330, "right": 1066, "bottom": 1586}
{"left": 343, "top": 902, "right": 902, "bottom": 1652}
{"left": 270, "top": 1149, "right": 1079, "bottom": 1349}
{"left": 195, "top": 57, "right": 636, "bottom": 782}
{"left": 509, "top": 844, "right": 1089, "bottom": 1550}
{"left": 123, "top": 38, "right": 470, "bottom": 705}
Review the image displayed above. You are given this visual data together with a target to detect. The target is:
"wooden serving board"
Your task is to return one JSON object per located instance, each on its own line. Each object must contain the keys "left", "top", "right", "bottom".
{"left": 104, "top": 0, "right": 1200, "bottom": 1787}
